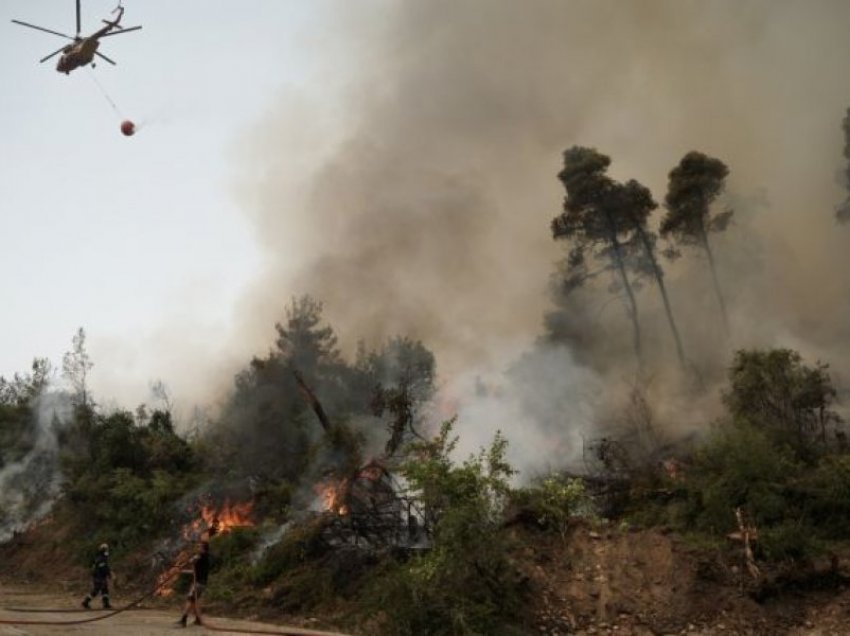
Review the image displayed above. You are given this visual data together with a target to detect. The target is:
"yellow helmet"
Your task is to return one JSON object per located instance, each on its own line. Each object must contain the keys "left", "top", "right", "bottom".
{"left": 99, "top": 543, "right": 109, "bottom": 552}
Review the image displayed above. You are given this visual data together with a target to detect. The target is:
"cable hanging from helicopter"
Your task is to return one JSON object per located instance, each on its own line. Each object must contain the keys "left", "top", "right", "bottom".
{"left": 12, "top": 1, "right": 142, "bottom": 136}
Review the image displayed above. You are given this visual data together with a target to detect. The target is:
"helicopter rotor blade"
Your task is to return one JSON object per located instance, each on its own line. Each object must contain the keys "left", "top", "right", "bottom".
{"left": 11, "top": 20, "right": 75, "bottom": 40}
{"left": 94, "top": 51, "right": 116, "bottom": 65}
{"left": 76, "top": 0, "right": 81, "bottom": 36}
{"left": 99, "top": 25, "right": 142, "bottom": 37}
{"left": 39, "top": 45, "right": 68, "bottom": 63}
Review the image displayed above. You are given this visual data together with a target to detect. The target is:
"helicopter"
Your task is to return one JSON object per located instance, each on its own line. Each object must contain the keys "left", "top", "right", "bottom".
{"left": 11, "top": 1, "right": 141, "bottom": 75}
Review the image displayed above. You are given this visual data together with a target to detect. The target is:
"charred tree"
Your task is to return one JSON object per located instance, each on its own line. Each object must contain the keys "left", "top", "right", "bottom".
{"left": 360, "top": 337, "right": 435, "bottom": 457}
{"left": 371, "top": 382, "right": 414, "bottom": 456}
{"left": 293, "top": 369, "right": 331, "bottom": 434}
{"left": 837, "top": 107, "right": 850, "bottom": 223}
{"left": 661, "top": 151, "right": 733, "bottom": 335}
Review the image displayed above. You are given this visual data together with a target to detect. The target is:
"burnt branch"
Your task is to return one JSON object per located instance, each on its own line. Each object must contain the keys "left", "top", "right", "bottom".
{"left": 293, "top": 369, "right": 331, "bottom": 433}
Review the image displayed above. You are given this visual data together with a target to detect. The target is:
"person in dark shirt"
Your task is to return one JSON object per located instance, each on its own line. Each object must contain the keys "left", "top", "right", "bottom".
{"left": 81, "top": 543, "right": 112, "bottom": 609}
{"left": 176, "top": 540, "right": 210, "bottom": 627}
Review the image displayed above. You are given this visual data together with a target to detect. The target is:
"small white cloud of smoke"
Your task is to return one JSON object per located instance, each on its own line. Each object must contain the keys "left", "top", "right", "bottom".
{"left": 434, "top": 344, "right": 606, "bottom": 485}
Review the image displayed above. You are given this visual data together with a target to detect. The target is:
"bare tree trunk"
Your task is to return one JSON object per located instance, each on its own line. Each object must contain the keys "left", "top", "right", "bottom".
{"left": 293, "top": 369, "right": 331, "bottom": 433}
{"left": 734, "top": 507, "right": 761, "bottom": 581}
{"left": 610, "top": 235, "right": 643, "bottom": 373}
{"left": 700, "top": 228, "right": 730, "bottom": 336}
{"left": 636, "top": 227, "right": 687, "bottom": 369}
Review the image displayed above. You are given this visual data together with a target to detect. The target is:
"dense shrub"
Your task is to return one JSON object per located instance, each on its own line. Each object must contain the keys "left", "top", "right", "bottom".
{"left": 797, "top": 454, "right": 850, "bottom": 539}
{"left": 724, "top": 349, "right": 840, "bottom": 462}
{"left": 664, "top": 349, "right": 850, "bottom": 563}
{"left": 61, "top": 409, "right": 199, "bottom": 552}
{"left": 204, "top": 528, "right": 260, "bottom": 603}
{"left": 683, "top": 424, "right": 799, "bottom": 534}
{"left": 250, "top": 520, "right": 328, "bottom": 586}
{"left": 511, "top": 475, "right": 596, "bottom": 537}
{"left": 367, "top": 420, "right": 527, "bottom": 636}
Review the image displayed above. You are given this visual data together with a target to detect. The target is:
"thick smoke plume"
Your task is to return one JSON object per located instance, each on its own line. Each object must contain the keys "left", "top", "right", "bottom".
{"left": 227, "top": 0, "right": 850, "bottom": 468}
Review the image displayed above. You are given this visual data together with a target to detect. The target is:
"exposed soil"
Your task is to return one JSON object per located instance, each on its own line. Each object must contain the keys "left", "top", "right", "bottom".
{"left": 6, "top": 519, "right": 850, "bottom": 635}
{"left": 517, "top": 524, "right": 850, "bottom": 636}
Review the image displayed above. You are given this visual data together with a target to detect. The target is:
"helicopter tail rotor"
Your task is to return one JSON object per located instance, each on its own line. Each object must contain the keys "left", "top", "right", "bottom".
{"left": 100, "top": 26, "right": 142, "bottom": 37}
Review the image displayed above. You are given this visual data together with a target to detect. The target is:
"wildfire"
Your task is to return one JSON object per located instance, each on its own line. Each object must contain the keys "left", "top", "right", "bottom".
{"left": 314, "top": 477, "right": 350, "bottom": 515}
{"left": 155, "top": 498, "right": 254, "bottom": 596}
{"left": 182, "top": 500, "right": 254, "bottom": 540}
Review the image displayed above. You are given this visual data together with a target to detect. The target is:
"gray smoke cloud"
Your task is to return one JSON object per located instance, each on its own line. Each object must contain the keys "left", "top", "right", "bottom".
{"left": 224, "top": 0, "right": 850, "bottom": 466}
{"left": 79, "top": 1, "right": 848, "bottom": 474}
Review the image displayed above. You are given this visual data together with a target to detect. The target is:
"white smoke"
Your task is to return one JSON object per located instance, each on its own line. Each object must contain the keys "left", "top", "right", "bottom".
{"left": 433, "top": 344, "right": 607, "bottom": 484}
{"left": 0, "top": 391, "right": 72, "bottom": 542}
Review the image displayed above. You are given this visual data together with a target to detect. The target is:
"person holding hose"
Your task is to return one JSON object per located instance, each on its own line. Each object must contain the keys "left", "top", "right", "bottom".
{"left": 176, "top": 540, "right": 210, "bottom": 627}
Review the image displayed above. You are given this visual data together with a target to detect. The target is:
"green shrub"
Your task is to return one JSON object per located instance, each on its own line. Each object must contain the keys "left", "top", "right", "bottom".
{"left": 366, "top": 419, "right": 527, "bottom": 636}
{"left": 250, "top": 520, "right": 327, "bottom": 586}
{"left": 724, "top": 349, "right": 839, "bottom": 462}
{"left": 512, "top": 475, "right": 595, "bottom": 537}
{"left": 798, "top": 455, "right": 850, "bottom": 539}
{"left": 683, "top": 423, "right": 799, "bottom": 534}
{"left": 759, "top": 519, "right": 818, "bottom": 561}
{"left": 211, "top": 527, "right": 259, "bottom": 563}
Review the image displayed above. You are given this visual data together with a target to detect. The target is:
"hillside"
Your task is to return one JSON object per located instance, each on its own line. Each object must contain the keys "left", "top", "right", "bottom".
{"left": 4, "top": 517, "right": 850, "bottom": 635}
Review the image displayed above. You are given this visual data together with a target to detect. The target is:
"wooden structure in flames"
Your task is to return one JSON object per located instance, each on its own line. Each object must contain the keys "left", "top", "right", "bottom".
{"left": 295, "top": 368, "right": 429, "bottom": 550}
{"left": 315, "top": 459, "right": 427, "bottom": 550}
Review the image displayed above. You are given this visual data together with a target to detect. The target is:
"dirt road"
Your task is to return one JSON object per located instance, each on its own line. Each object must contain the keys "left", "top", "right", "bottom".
{"left": 0, "top": 587, "right": 351, "bottom": 636}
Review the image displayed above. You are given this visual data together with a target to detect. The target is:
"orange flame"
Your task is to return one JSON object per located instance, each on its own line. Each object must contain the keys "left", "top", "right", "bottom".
{"left": 314, "top": 478, "right": 350, "bottom": 515}
{"left": 155, "top": 499, "right": 253, "bottom": 596}
{"left": 185, "top": 500, "right": 254, "bottom": 540}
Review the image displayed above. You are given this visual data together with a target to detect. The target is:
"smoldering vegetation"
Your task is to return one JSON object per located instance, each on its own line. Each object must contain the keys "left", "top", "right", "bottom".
{"left": 0, "top": 363, "right": 71, "bottom": 541}
{"left": 6, "top": 5, "right": 850, "bottom": 635}
{"left": 4, "top": 1, "right": 850, "bottom": 517}
{"left": 220, "top": 0, "right": 850, "bottom": 477}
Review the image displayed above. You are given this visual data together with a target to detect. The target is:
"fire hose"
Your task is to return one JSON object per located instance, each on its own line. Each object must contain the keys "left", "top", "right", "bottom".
{"left": 1, "top": 560, "right": 353, "bottom": 635}
{"left": 0, "top": 562, "right": 183, "bottom": 627}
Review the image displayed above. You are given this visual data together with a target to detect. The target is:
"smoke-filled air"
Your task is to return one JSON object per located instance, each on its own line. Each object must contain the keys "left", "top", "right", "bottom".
{"left": 222, "top": 0, "right": 850, "bottom": 473}
{"left": 6, "top": 2, "right": 850, "bottom": 633}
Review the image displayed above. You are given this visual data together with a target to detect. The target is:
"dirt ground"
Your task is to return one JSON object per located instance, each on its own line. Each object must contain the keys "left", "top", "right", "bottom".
{"left": 519, "top": 524, "right": 850, "bottom": 636}
{"left": 0, "top": 586, "right": 352, "bottom": 636}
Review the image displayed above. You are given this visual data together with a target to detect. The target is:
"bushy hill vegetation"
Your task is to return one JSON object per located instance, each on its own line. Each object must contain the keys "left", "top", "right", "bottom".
{"left": 5, "top": 112, "right": 850, "bottom": 633}
{"left": 4, "top": 315, "right": 850, "bottom": 635}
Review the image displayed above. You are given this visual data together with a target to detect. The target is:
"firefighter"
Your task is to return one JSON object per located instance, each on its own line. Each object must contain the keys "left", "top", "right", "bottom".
{"left": 81, "top": 543, "right": 112, "bottom": 609}
{"left": 176, "top": 540, "right": 211, "bottom": 627}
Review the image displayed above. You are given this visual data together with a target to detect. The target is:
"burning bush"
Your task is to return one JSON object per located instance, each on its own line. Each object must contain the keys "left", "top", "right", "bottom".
{"left": 155, "top": 497, "right": 255, "bottom": 596}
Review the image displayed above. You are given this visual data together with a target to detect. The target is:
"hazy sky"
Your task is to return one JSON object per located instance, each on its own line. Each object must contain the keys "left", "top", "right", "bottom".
{"left": 0, "top": 1, "right": 325, "bottom": 406}
{"left": 4, "top": 0, "right": 850, "bottom": 437}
